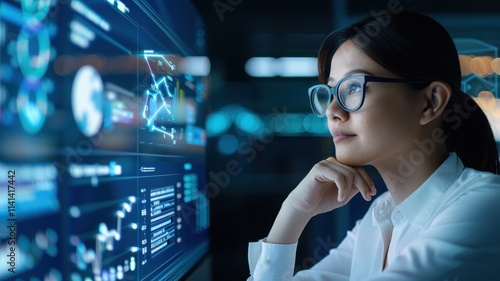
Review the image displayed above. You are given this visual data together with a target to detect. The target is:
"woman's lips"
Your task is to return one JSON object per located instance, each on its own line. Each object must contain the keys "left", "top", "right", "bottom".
{"left": 332, "top": 130, "right": 356, "bottom": 143}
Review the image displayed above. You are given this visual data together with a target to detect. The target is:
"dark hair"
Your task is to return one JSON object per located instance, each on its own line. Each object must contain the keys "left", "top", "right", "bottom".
{"left": 317, "top": 10, "right": 499, "bottom": 174}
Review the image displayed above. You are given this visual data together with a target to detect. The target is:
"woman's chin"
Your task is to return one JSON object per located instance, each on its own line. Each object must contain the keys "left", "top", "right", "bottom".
{"left": 335, "top": 153, "right": 367, "bottom": 167}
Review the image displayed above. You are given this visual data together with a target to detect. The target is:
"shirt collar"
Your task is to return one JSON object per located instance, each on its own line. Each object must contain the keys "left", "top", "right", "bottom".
{"left": 396, "top": 152, "right": 464, "bottom": 229}
{"left": 371, "top": 152, "right": 464, "bottom": 229}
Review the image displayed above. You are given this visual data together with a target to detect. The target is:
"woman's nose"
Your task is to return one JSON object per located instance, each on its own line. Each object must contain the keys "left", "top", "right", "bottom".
{"left": 326, "top": 97, "right": 348, "bottom": 121}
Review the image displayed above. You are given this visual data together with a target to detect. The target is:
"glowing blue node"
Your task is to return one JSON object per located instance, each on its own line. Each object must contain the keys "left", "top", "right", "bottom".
{"left": 217, "top": 134, "right": 238, "bottom": 155}
{"left": 206, "top": 112, "right": 231, "bottom": 136}
{"left": 289, "top": 114, "right": 304, "bottom": 134}
{"left": 235, "top": 111, "right": 262, "bottom": 134}
{"left": 303, "top": 114, "right": 314, "bottom": 133}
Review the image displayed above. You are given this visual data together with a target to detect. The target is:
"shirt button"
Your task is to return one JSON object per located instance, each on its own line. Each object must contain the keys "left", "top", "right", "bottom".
{"left": 392, "top": 211, "right": 403, "bottom": 225}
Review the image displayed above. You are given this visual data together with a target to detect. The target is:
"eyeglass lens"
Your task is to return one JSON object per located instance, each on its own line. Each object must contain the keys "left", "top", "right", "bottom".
{"left": 309, "top": 78, "right": 364, "bottom": 115}
{"left": 338, "top": 79, "right": 363, "bottom": 110}
{"left": 310, "top": 86, "right": 331, "bottom": 116}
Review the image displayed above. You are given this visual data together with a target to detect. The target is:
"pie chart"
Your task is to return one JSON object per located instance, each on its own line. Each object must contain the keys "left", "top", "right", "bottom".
{"left": 71, "top": 65, "right": 103, "bottom": 137}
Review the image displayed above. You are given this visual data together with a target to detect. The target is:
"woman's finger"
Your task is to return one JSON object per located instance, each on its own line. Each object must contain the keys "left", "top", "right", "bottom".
{"left": 325, "top": 157, "right": 373, "bottom": 201}
{"left": 355, "top": 167, "right": 377, "bottom": 201}
{"left": 317, "top": 159, "right": 354, "bottom": 202}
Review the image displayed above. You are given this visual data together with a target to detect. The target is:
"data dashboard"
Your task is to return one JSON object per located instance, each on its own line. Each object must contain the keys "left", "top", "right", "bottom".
{"left": 0, "top": 0, "right": 210, "bottom": 280}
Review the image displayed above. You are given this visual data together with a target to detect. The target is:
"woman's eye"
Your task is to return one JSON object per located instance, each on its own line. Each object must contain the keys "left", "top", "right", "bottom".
{"left": 347, "top": 84, "right": 362, "bottom": 94}
{"left": 352, "top": 85, "right": 362, "bottom": 92}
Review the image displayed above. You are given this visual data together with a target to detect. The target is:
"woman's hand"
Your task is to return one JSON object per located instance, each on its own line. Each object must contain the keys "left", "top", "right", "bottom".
{"left": 286, "top": 157, "right": 377, "bottom": 218}
{"left": 266, "top": 157, "right": 377, "bottom": 244}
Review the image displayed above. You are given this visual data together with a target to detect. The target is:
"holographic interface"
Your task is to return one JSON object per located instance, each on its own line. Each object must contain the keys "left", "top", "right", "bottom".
{"left": 0, "top": 0, "right": 209, "bottom": 280}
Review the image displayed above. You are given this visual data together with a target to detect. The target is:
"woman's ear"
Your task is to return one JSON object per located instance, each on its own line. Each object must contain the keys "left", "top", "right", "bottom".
{"left": 419, "top": 81, "right": 452, "bottom": 125}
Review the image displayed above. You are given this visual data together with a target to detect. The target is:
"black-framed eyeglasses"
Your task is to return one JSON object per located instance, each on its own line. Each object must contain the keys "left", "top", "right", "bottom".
{"left": 308, "top": 75, "right": 431, "bottom": 116}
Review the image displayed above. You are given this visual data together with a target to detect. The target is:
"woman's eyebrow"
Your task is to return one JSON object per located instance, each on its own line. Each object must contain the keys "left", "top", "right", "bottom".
{"left": 327, "top": 69, "right": 375, "bottom": 84}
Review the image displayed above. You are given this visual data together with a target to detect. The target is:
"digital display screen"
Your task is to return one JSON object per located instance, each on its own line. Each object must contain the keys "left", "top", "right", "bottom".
{"left": 0, "top": 0, "right": 210, "bottom": 280}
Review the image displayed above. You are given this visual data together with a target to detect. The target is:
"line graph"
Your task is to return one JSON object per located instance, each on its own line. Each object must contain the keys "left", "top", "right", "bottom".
{"left": 141, "top": 51, "right": 179, "bottom": 145}
{"left": 71, "top": 196, "right": 137, "bottom": 280}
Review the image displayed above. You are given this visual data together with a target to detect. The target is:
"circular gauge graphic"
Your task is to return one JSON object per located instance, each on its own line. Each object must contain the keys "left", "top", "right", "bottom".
{"left": 0, "top": 21, "right": 5, "bottom": 46}
{"left": 0, "top": 85, "right": 6, "bottom": 124}
{"left": 17, "top": 78, "right": 48, "bottom": 134}
{"left": 71, "top": 66, "right": 104, "bottom": 137}
{"left": 17, "top": 22, "right": 51, "bottom": 79}
{"left": 21, "top": 0, "right": 52, "bottom": 23}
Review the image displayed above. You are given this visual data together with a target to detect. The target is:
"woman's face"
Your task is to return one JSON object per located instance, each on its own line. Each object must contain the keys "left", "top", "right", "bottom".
{"left": 326, "top": 40, "right": 424, "bottom": 167}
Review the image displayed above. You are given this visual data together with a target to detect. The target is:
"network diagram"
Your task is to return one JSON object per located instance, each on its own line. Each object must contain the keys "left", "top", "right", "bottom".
{"left": 141, "top": 51, "right": 179, "bottom": 145}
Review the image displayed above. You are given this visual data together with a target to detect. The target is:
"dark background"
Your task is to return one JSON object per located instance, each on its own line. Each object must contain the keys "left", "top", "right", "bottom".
{"left": 189, "top": 0, "right": 500, "bottom": 279}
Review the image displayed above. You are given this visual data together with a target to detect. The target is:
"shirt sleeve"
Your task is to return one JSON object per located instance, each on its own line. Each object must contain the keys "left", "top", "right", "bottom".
{"left": 247, "top": 222, "right": 360, "bottom": 281}
{"left": 247, "top": 240, "right": 297, "bottom": 281}
{"left": 246, "top": 193, "right": 388, "bottom": 281}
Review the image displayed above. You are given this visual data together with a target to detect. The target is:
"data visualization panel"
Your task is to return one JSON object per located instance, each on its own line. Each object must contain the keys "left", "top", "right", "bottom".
{"left": 0, "top": 0, "right": 209, "bottom": 280}
{"left": 139, "top": 51, "right": 206, "bottom": 150}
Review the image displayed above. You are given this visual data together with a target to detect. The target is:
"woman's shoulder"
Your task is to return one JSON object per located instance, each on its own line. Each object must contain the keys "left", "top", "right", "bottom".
{"left": 430, "top": 167, "right": 500, "bottom": 235}
{"left": 442, "top": 167, "right": 500, "bottom": 212}
{"left": 459, "top": 167, "right": 500, "bottom": 190}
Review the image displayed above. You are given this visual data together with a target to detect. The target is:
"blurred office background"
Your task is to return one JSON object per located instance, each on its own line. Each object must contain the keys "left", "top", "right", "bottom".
{"left": 190, "top": 0, "right": 500, "bottom": 279}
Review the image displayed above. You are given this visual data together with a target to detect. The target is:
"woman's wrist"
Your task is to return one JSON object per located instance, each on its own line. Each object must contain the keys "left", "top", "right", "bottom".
{"left": 266, "top": 199, "right": 313, "bottom": 244}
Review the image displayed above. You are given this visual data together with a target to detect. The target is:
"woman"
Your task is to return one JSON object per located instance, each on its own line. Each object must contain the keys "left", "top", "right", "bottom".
{"left": 247, "top": 10, "right": 500, "bottom": 281}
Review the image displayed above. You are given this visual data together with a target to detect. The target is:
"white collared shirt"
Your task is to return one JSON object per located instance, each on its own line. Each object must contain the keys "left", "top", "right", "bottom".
{"left": 248, "top": 153, "right": 500, "bottom": 281}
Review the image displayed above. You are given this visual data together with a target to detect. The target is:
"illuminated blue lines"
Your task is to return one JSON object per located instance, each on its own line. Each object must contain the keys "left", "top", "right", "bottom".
{"left": 142, "top": 52, "right": 177, "bottom": 143}
{"left": 151, "top": 125, "right": 175, "bottom": 139}
{"left": 142, "top": 90, "right": 169, "bottom": 124}
{"left": 155, "top": 76, "right": 174, "bottom": 98}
